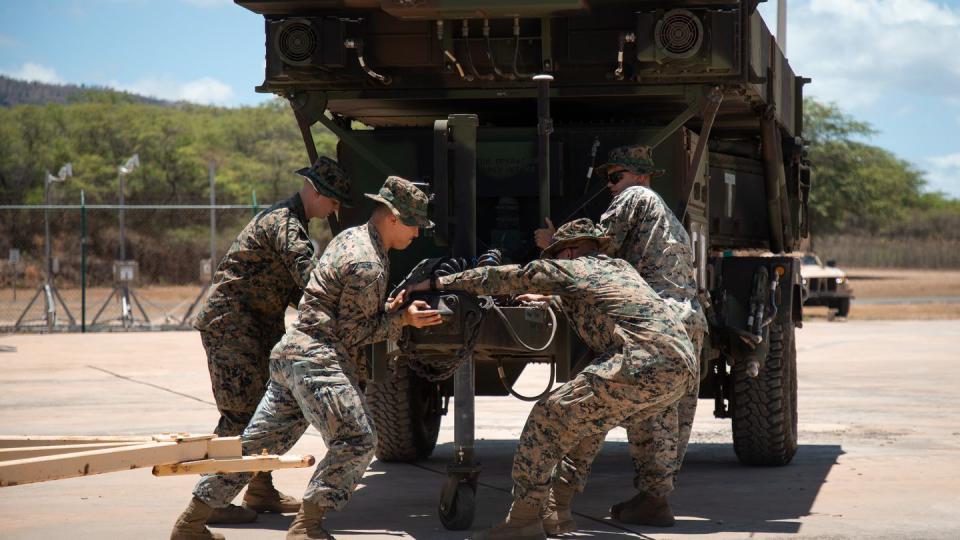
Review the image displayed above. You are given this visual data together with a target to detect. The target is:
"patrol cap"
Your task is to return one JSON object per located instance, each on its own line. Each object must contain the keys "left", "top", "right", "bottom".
{"left": 541, "top": 217, "right": 611, "bottom": 258}
{"left": 295, "top": 156, "right": 353, "bottom": 207}
{"left": 595, "top": 145, "right": 665, "bottom": 178}
{"left": 364, "top": 175, "right": 434, "bottom": 229}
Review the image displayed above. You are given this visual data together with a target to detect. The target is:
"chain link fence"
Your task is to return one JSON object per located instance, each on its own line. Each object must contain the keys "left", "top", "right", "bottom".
{"left": 1, "top": 201, "right": 269, "bottom": 333}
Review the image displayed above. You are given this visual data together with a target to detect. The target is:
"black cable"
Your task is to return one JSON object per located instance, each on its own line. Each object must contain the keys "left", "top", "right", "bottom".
{"left": 483, "top": 19, "right": 515, "bottom": 81}
{"left": 510, "top": 18, "right": 535, "bottom": 80}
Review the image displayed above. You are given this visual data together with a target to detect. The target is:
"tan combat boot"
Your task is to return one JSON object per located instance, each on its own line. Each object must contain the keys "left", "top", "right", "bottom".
{"left": 170, "top": 497, "right": 226, "bottom": 540}
{"left": 473, "top": 500, "right": 546, "bottom": 540}
{"left": 207, "top": 503, "right": 257, "bottom": 524}
{"left": 541, "top": 482, "right": 577, "bottom": 535}
{"left": 243, "top": 471, "right": 301, "bottom": 513}
{"left": 285, "top": 500, "right": 335, "bottom": 540}
{"left": 609, "top": 492, "right": 675, "bottom": 527}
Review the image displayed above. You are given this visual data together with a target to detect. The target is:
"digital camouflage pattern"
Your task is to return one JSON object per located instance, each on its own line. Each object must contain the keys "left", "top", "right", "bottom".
{"left": 514, "top": 368, "right": 689, "bottom": 506}
{"left": 192, "top": 220, "right": 401, "bottom": 511}
{"left": 194, "top": 193, "right": 314, "bottom": 331}
{"left": 439, "top": 254, "right": 696, "bottom": 381}
{"left": 296, "top": 156, "right": 354, "bottom": 207}
{"left": 279, "top": 221, "right": 403, "bottom": 374}
{"left": 193, "top": 357, "right": 376, "bottom": 510}
{"left": 193, "top": 193, "right": 314, "bottom": 437}
{"left": 601, "top": 185, "right": 702, "bottom": 321}
{"left": 199, "top": 316, "right": 277, "bottom": 436}
{"left": 582, "top": 183, "right": 708, "bottom": 497}
{"left": 364, "top": 175, "right": 434, "bottom": 229}
{"left": 540, "top": 217, "right": 611, "bottom": 258}
{"left": 596, "top": 145, "right": 665, "bottom": 177}
{"left": 438, "top": 252, "right": 695, "bottom": 506}
{"left": 555, "top": 389, "right": 698, "bottom": 497}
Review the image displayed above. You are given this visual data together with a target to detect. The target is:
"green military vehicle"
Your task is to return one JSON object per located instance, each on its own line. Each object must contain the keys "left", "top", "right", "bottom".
{"left": 236, "top": 0, "right": 809, "bottom": 528}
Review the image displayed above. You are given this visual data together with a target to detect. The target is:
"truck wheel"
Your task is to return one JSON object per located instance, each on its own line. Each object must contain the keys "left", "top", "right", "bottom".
{"left": 835, "top": 298, "right": 851, "bottom": 317}
{"left": 366, "top": 362, "right": 442, "bottom": 462}
{"left": 731, "top": 323, "right": 798, "bottom": 466}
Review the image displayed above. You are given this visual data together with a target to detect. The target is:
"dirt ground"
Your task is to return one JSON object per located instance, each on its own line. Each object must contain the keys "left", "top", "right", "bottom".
{"left": 802, "top": 267, "right": 960, "bottom": 321}
{"left": 1, "top": 321, "right": 959, "bottom": 539}
{"left": 844, "top": 267, "right": 960, "bottom": 298}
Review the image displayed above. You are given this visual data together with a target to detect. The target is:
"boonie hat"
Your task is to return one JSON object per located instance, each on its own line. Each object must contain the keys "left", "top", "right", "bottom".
{"left": 541, "top": 217, "right": 611, "bottom": 258}
{"left": 596, "top": 145, "right": 665, "bottom": 177}
{"left": 364, "top": 176, "right": 434, "bottom": 229}
{"left": 295, "top": 156, "right": 353, "bottom": 207}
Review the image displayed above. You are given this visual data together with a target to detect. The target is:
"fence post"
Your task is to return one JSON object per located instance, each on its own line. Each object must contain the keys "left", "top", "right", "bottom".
{"left": 209, "top": 162, "right": 216, "bottom": 272}
{"left": 81, "top": 191, "right": 87, "bottom": 333}
{"left": 251, "top": 190, "right": 258, "bottom": 217}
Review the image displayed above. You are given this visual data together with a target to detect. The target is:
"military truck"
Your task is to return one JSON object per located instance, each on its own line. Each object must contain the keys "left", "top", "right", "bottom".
{"left": 235, "top": 0, "right": 809, "bottom": 528}
{"left": 800, "top": 252, "right": 853, "bottom": 317}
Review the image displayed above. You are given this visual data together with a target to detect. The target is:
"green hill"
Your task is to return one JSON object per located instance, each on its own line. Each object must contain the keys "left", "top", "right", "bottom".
{"left": 0, "top": 75, "right": 170, "bottom": 107}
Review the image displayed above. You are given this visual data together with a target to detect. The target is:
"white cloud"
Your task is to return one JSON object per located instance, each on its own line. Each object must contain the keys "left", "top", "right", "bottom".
{"left": 180, "top": 77, "right": 235, "bottom": 105}
{"left": 0, "top": 62, "right": 63, "bottom": 84}
{"left": 780, "top": 0, "right": 960, "bottom": 109}
{"left": 114, "top": 76, "right": 236, "bottom": 106}
{"left": 0, "top": 34, "right": 15, "bottom": 47}
{"left": 922, "top": 153, "right": 960, "bottom": 197}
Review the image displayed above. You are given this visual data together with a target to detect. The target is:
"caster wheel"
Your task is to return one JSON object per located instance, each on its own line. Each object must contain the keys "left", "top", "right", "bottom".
{"left": 439, "top": 482, "right": 475, "bottom": 530}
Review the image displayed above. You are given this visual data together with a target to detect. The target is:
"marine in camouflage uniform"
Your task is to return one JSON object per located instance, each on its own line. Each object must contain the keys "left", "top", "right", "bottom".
{"left": 428, "top": 219, "right": 696, "bottom": 540}
{"left": 172, "top": 176, "right": 440, "bottom": 540}
{"left": 550, "top": 145, "right": 708, "bottom": 528}
{"left": 192, "top": 156, "right": 352, "bottom": 523}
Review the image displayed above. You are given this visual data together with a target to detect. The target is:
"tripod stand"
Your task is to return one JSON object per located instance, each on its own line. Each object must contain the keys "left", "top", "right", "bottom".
{"left": 89, "top": 261, "right": 150, "bottom": 329}
{"left": 14, "top": 282, "right": 76, "bottom": 331}
{"left": 15, "top": 166, "right": 75, "bottom": 332}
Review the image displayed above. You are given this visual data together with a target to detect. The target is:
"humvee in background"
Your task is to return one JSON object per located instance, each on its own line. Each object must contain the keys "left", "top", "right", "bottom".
{"left": 801, "top": 253, "right": 853, "bottom": 317}
{"left": 236, "top": 0, "right": 810, "bottom": 528}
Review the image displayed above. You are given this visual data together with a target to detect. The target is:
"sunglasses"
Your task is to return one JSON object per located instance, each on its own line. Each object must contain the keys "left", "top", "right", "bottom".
{"left": 606, "top": 170, "right": 629, "bottom": 184}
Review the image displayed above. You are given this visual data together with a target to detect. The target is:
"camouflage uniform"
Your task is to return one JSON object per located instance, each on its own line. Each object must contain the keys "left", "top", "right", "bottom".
{"left": 193, "top": 156, "right": 352, "bottom": 438}
{"left": 437, "top": 219, "right": 696, "bottom": 507}
{"left": 558, "top": 145, "right": 708, "bottom": 498}
{"left": 192, "top": 176, "right": 432, "bottom": 511}
{"left": 194, "top": 193, "right": 315, "bottom": 437}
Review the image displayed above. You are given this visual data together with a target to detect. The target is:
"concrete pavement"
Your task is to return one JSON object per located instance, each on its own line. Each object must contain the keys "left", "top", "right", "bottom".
{"left": 1, "top": 320, "right": 958, "bottom": 539}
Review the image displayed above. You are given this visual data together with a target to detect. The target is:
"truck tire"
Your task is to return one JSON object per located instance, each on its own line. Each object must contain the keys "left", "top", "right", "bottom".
{"left": 731, "top": 323, "right": 798, "bottom": 466}
{"left": 835, "top": 298, "right": 851, "bottom": 318}
{"left": 366, "top": 362, "right": 442, "bottom": 462}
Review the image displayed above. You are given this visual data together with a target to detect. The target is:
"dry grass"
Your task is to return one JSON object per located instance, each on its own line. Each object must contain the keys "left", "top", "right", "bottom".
{"left": 844, "top": 267, "right": 960, "bottom": 299}
{"left": 804, "top": 267, "right": 960, "bottom": 321}
{"left": 816, "top": 235, "right": 960, "bottom": 268}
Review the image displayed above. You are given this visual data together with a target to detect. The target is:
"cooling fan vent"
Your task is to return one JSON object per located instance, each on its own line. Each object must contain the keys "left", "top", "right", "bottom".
{"left": 655, "top": 9, "right": 704, "bottom": 59}
{"left": 276, "top": 19, "right": 317, "bottom": 65}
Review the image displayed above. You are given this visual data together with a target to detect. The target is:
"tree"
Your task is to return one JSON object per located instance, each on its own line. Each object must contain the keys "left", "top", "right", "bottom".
{"left": 805, "top": 99, "right": 927, "bottom": 234}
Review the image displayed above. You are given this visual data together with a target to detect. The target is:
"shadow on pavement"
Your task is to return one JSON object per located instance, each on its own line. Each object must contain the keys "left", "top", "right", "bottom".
{"left": 215, "top": 440, "right": 842, "bottom": 538}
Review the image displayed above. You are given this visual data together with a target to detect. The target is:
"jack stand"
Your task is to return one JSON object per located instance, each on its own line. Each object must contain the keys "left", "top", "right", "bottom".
{"left": 14, "top": 282, "right": 75, "bottom": 332}
{"left": 438, "top": 351, "right": 480, "bottom": 530}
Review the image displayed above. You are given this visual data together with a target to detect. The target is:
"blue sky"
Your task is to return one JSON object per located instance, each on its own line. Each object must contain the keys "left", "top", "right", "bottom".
{"left": 1, "top": 0, "right": 959, "bottom": 197}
